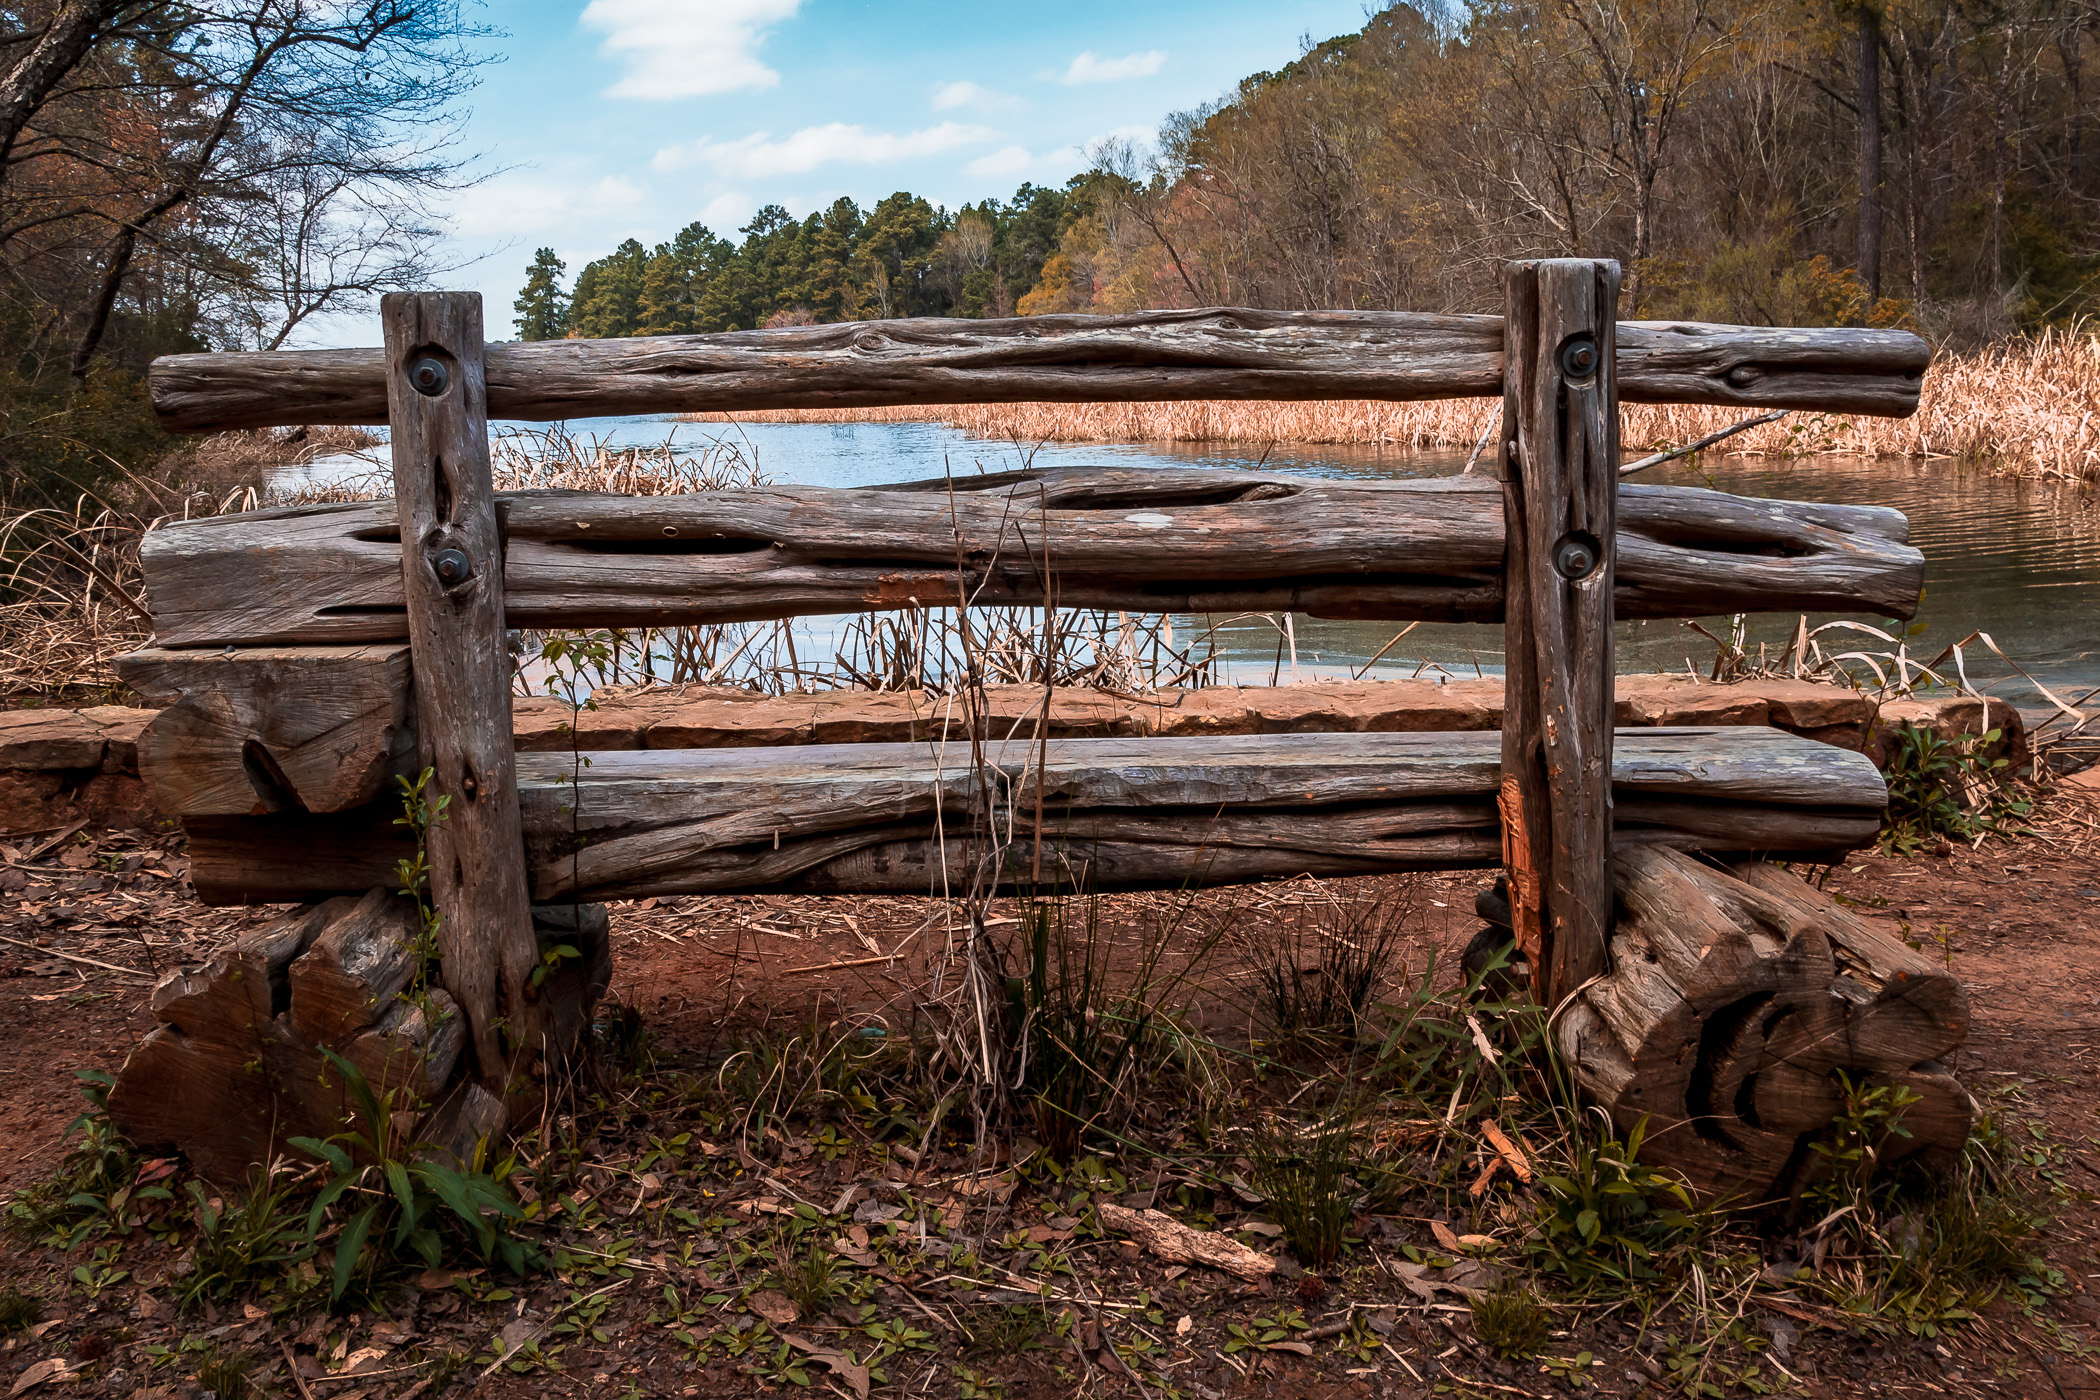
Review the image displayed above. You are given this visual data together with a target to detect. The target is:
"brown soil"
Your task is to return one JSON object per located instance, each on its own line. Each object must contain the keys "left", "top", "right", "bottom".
{"left": 0, "top": 796, "right": 2097, "bottom": 1399}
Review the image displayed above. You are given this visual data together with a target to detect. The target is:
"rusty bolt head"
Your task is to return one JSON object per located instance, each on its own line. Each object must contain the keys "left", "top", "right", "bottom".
{"left": 409, "top": 357, "right": 449, "bottom": 396}
{"left": 1553, "top": 535, "right": 1599, "bottom": 581}
{"left": 1560, "top": 337, "right": 1598, "bottom": 380}
{"left": 433, "top": 548, "right": 472, "bottom": 586}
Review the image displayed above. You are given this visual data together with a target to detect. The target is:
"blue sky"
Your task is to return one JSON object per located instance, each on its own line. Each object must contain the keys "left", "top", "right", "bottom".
{"left": 353, "top": 0, "right": 1374, "bottom": 346}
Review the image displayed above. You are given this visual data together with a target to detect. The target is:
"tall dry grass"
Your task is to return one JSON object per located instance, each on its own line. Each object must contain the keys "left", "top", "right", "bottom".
{"left": 685, "top": 329, "right": 2100, "bottom": 480}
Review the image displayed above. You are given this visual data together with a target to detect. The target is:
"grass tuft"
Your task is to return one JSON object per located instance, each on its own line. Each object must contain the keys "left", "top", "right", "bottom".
{"left": 1469, "top": 1285, "right": 1553, "bottom": 1361}
{"left": 0, "top": 1288, "right": 37, "bottom": 1332}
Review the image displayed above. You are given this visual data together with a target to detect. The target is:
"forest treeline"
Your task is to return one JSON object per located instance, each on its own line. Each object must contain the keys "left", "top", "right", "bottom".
{"left": 0, "top": 0, "right": 486, "bottom": 506}
{"left": 523, "top": 0, "right": 2098, "bottom": 346}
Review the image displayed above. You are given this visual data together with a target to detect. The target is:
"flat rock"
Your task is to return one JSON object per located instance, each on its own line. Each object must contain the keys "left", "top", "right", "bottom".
{"left": 520, "top": 676, "right": 1890, "bottom": 752}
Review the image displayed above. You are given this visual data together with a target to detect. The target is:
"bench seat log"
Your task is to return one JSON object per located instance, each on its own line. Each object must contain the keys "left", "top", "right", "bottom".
{"left": 148, "top": 310, "right": 1930, "bottom": 433}
{"left": 175, "top": 727, "right": 1885, "bottom": 904}
{"left": 135, "top": 470, "right": 1923, "bottom": 648}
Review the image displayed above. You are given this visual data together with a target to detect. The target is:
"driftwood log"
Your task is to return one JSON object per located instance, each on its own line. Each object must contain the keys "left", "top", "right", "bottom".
{"left": 107, "top": 889, "right": 611, "bottom": 1184}
{"left": 147, "top": 309, "right": 1930, "bottom": 433}
{"left": 171, "top": 727, "right": 1887, "bottom": 904}
{"left": 133, "top": 469, "right": 1923, "bottom": 648}
{"left": 1522, "top": 847, "right": 1972, "bottom": 1202}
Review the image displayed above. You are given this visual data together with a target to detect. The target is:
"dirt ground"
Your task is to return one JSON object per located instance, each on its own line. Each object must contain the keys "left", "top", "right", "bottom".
{"left": 0, "top": 794, "right": 2098, "bottom": 1399}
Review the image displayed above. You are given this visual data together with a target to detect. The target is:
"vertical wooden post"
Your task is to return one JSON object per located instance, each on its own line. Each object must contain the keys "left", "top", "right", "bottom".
{"left": 384, "top": 293, "right": 540, "bottom": 1105}
{"left": 1498, "top": 259, "right": 1620, "bottom": 1004}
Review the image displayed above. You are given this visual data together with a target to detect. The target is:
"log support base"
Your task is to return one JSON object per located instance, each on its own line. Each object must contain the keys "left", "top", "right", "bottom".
{"left": 108, "top": 890, "right": 610, "bottom": 1184}
{"left": 1485, "top": 846, "right": 1972, "bottom": 1202}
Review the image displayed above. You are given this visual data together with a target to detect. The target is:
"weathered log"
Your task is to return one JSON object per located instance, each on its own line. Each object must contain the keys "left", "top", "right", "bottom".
{"left": 175, "top": 727, "right": 1887, "bottom": 904}
{"left": 133, "top": 470, "right": 1924, "bottom": 649}
{"left": 382, "top": 292, "right": 542, "bottom": 1106}
{"left": 146, "top": 309, "right": 1931, "bottom": 434}
{"left": 1552, "top": 846, "right": 1971, "bottom": 1202}
{"left": 114, "top": 645, "right": 414, "bottom": 814}
{"left": 1499, "top": 258, "right": 1619, "bottom": 1001}
{"left": 106, "top": 889, "right": 609, "bottom": 1185}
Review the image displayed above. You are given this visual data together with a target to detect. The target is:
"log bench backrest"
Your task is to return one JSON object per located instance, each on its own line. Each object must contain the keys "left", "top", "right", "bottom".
{"left": 133, "top": 263, "right": 1930, "bottom": 1082}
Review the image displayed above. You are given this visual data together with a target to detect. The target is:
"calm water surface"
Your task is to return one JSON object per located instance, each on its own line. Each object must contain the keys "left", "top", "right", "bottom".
{"left": 292, "top": 417, "right": 2100, "bottom": 716}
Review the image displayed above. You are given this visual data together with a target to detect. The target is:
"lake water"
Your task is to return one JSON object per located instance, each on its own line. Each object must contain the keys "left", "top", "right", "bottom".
{"left": 291, "top": 416, "right": 2100, "bottom": 718}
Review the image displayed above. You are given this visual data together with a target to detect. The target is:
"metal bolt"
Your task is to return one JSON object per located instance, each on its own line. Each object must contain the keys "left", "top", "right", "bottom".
{"left": 409, "top": 357, "right": 449, "bottom": 396}
{"left": 433, "top": 548, "right": 472, "bottom": 586}
{"left": 1560, "top": 337, "right": 1599, "bottom": 380}
{"left": 1553, "top": 535, "right": 1599, "bottom": 581}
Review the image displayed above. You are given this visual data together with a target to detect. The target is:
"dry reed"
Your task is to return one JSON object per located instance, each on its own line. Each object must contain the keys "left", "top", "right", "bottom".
{"left": 684, "top": 329, "right": 2100, "bottom": 480}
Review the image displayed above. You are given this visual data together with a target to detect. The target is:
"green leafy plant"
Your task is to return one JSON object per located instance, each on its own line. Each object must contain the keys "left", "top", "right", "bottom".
{"left": 392, "top": 767, "right": 451, "bottom": 1007}
{"left": 177, "top": 1169, "right": 314, "bottom": 1307}
{"left": 70, "top": 1241, "right": 127, "bottom": 1298}
{"left": 1805, "top": 1096, "right": 2046, "bottom": 1332}
{"left": 762, "top": 1224, "right": 841, "bottom": 1317}
{"left": 6, "top": 1069, "right": 153, "bottom": 1247}
{"left": 1530, "top": 1114, "right": 1700, "bottom": 1288}
{"left": 289, "top": 1051, "right": 541, "bottom": 1303}
{"left": 1880, "top": 722, "right": 2028, "bottom": 854}
{"left": 1804, "top": 1071, "right": 1924, "bottom": 1214}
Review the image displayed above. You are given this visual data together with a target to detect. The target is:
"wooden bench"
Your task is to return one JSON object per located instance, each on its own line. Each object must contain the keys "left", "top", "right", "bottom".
{"left": 107, "top": 261, "right": 1969, "bottom": 1199}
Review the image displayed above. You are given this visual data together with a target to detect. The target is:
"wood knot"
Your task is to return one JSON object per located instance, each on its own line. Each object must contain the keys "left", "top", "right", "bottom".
{"left": 1725, "top": 365, "right": 1764, "bottom": 387}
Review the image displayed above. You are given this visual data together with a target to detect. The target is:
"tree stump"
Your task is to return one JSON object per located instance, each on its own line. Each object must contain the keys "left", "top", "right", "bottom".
{"left": 108, "top": 889, "right": 610, "bottom": 1184}
{"left": 1544, "top": 847, "right": 1971, "bottom": 1202}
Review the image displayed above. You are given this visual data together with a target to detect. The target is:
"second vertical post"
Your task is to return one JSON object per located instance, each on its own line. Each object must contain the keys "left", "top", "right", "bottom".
{"left": 1497, "top": 258, "right": 1620, "bottom": 1005}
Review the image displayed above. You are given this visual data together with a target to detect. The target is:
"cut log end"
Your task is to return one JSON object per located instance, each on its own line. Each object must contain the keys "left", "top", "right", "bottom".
{"left": 109, "top": 889, "right": 610, "bottom": 1184}
{"left": 1552, "top": 847, "right": 1971, "bottom": 1203}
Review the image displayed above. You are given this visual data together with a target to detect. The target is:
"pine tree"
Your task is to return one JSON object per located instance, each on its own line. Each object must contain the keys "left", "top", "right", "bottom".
{"left": 512, "top": 248, "right": 570, "bottom": 340}
{"left": 567, "top": 239, "right": 649, "bottom": 338}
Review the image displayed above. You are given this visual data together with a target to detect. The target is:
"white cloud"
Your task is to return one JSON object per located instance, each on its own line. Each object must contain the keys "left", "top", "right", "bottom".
{"left": 447, "top": 171, "right": 649, "bottom": 239}
{"left": 580, "top": 0, "right": 802, "bottom": 101}
{"left": 1059, "top": 50, "right": 1166, "bottom": 84}
{"left": 652, "top": 121, "right": 994, "bottom": 177}
{"left": 964, "top": 144, "right": 1081, "bottom": 179}
{"left": 932, "top": 79, "right": 1018, "bottom": 111}
{"left": 700, "top": 192, "right": 755, "bottom": 232}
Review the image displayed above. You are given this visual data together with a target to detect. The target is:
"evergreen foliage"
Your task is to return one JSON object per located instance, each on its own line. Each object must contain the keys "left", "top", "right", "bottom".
{"left": 528, "top": 181, "right": 1086, "bottom": 336}
{"left": 513, "top": 249, "right": 571, "bottom": 341}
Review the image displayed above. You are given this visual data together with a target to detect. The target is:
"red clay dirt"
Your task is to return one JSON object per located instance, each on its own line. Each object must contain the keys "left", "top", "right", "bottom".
{"left": 0, "top": 789, "right": 2095, "bottom": 1398}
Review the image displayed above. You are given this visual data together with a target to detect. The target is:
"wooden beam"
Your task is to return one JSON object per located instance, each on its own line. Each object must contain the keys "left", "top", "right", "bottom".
{"left": 1499, "top": 259, "right": 1620, "bottom": 1003}
{"left": 114, "top": 645, "right": 414, "bottom": 815}
{"left": 133, "top": 468, "right": 1925, "bottom": 649}
{"left": 177, "top": 727, "right": 1888, "bottom": 904}
{"left": 381, "top": 293, "right": 540, "bottom": 1101}
{"left": 147, "top": 309, "right": 1931, "bottom": 433}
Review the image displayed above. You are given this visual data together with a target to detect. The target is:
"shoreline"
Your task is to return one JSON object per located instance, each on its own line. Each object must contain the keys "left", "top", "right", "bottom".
{"left": 675, "top": 330, "right": 2100, "bottom": 481}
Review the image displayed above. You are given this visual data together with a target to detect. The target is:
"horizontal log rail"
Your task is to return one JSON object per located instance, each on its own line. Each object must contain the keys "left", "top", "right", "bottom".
{"left": 148, "top": 309, "right": 1931, "bottom": 433}
{"left": 179, "top": 726, "right": 1887, "bottom": 904}
{"left": 137, "top": 468, "right": 1923, "bottom": 648}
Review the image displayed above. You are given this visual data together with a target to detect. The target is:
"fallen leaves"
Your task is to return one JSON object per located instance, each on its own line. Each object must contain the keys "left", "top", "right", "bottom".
{"left": 782, "top": 1333, "right": 871, "bottom": 1398}
{"left": 9, "top": 1359, "right": 81, "bottom": 1396}
{"left": 746, "top": 1289, "right": 800, "bottom": 1326}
